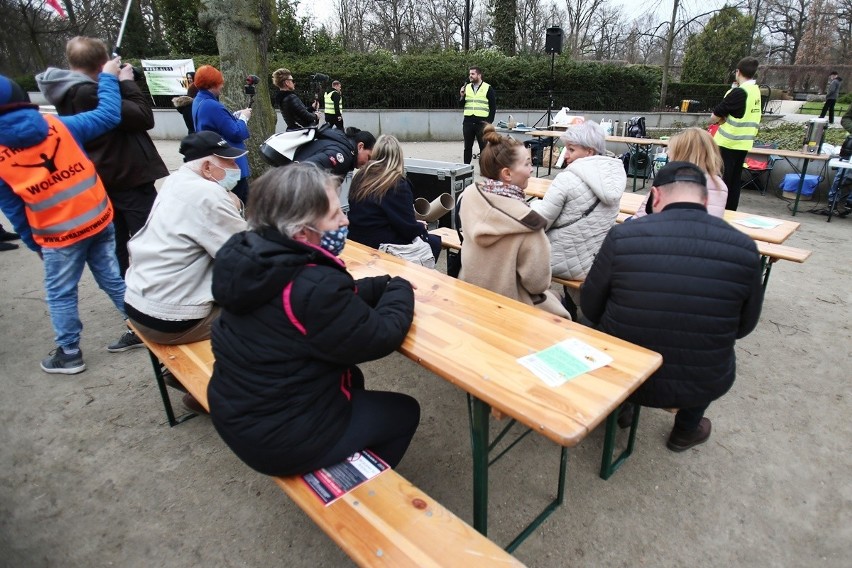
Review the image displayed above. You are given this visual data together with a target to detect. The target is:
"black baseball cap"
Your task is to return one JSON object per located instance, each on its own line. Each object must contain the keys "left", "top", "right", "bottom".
{"left": 180, "top": 131, "right": 248, "bottom": 162}
{"left": 653, "top": 161, "right": 707, "bottom": 188}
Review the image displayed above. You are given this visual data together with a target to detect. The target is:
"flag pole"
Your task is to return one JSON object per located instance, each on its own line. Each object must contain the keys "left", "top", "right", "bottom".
{"left": 113, "top": 0, "right": 134, "bottom": 56}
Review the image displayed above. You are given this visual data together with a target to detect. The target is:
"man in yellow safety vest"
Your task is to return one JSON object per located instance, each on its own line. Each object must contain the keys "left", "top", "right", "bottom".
{"left": 711, "top": 57, "right": 761, "bottom": 211}
{"left": 459, "top": 66, "right": 496, "bottom": 164}
{"left": 324, "top": 80, "right": 343, "bottom": 130}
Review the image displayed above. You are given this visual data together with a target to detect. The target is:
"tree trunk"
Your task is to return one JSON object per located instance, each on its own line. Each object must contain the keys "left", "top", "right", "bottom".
{"left": 200, "top": 0, "right": 277, "bottom": 178}
{"left": 659, "top": 0, "right": 679, "bottom": 110}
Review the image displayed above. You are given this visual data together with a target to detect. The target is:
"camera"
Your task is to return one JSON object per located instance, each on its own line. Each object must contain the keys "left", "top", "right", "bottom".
{"left": 244, "top": 75, "right": 260, "bottom": 96}
{"left": 310, "top": 73, "right": 329, "bottom": 83}
{"left": 119, "top": 63, "right": 144, "bottom": 82}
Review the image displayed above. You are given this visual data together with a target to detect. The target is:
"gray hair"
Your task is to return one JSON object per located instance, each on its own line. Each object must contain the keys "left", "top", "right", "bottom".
{"left": 246, "top": 164, "right": 338, "bottom": 237}
{"left": 560, "top": 120, "right": 607, "bottom": 155}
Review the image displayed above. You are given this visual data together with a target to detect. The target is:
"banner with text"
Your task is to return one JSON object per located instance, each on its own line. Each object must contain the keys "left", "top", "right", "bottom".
{"left": 140, "top": 59, "right": 195, "bottom": 96}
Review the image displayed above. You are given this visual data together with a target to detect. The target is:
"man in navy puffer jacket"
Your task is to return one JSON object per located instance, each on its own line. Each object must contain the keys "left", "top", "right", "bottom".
{"left": 582, "top": 162, "right": 764, "bottom": 452}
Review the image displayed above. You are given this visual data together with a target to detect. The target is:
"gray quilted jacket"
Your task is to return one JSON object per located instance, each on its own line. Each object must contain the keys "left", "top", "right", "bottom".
{"left": 531, "top": 155, "right": 626, "bottom": 280}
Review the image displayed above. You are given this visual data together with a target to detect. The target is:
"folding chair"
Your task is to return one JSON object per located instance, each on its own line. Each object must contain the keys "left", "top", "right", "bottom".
{"left": 741, "top": 142, "right": 780, "bottom": 195}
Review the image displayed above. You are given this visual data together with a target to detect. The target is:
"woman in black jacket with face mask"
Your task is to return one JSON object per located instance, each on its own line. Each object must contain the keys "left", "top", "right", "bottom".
{"left": 207, "top": 164, "right": 420, "bottom": 476}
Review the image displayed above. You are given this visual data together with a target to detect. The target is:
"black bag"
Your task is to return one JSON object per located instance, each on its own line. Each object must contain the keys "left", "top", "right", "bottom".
{"left": 524, "top": 139, "right": 552, "bottom": 166}
{"left": 627, "top": 116, "right": 647, "bottom": 138}
{"left": 446, "top": 193, "right": 464, "bottom": 278}
{"left": 840, "top": 135, "right": 852, "bottom": 160}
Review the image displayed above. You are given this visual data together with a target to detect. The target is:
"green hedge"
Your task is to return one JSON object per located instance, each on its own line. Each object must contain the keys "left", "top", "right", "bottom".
{"left": 132, "top": 51, "right": 661, "bottom": 111}
{"left": 665, "top": 83, "right": 731, "bottom": 113}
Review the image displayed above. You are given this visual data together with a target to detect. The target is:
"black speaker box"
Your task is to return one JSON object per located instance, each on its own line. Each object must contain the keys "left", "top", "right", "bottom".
{"left": 545, "top": 27, "right": 563, "bottom": 54}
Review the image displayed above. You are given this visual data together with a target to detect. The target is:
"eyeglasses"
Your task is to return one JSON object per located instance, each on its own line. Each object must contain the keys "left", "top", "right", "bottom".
{"left": 286, "top": 78, "right": 294, "bottom": 83}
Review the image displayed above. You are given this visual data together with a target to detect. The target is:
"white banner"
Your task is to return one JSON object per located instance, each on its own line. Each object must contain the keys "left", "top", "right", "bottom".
{"left": 140, "top": 59, "right": 195, "bottom": 96}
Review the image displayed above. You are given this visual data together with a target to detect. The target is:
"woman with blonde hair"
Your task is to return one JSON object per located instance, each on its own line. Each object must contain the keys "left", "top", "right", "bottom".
{"left": 458, "top": 125, "right": 570, "bottom": 318}
{"left": 633, "top": 127, "right": 728, "bottom": 218}
{"left": 348, "top": 135, "right": 440, "bottom": 261}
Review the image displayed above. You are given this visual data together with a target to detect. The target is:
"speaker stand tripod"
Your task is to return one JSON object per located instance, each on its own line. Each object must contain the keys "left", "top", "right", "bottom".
{"left": 533, "top": 51, "right": 557, "bottom": 129}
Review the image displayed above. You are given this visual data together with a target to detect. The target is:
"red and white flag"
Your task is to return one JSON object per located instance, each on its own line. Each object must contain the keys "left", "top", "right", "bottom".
{"left": 44, "top": 0, "right": 67, "bottom": 18}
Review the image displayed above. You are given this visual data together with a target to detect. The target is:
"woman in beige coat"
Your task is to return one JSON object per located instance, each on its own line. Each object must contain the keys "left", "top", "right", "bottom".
{"left": 459, "top": 125, "right": 570, "bottom": 319}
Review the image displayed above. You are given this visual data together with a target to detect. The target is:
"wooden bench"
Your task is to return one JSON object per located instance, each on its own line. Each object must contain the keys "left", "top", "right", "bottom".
{"left": 432, "top": 218, "right": 812, "bottom": 290}
{"left": 131, "top": 326, "right": 525, "bottom": 567}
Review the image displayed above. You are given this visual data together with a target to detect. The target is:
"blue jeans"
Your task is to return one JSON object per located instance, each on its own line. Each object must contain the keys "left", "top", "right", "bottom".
{"left": 42, "top": 224, "right": 126, "bottom": 349}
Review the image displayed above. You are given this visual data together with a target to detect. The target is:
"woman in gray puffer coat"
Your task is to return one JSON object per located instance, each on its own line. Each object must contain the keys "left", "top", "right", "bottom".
{"left": 531, "top": 121, "right": 626, "bottom": 281}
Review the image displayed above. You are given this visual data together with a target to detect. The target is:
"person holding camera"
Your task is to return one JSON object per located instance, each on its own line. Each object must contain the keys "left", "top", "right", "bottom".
{"left": 272, "top": 68, "right": 321, "bottom": 131}
{"left": 36, "top": 36, "right": 169, "bottom": 280}
{"left": 192, "top": 65, "right": 252, "bottom": 204}
{"left": 324, "top": 80, "right": 344, "bottom": 129}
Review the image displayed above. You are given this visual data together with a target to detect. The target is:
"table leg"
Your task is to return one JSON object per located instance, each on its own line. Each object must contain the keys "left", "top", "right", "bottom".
{"left": 146, "top": 349, "right": 197, "bottom": 427}
{"left": 827, "top": 168, "right": 848, "bottom": 223}
{"left": 791, "top": 157, "right": 812, "bottom": 216}
{"left": 599, "top": 403, "right": 641, "bottom": 480}
{"left": 469, "top": 396, "right": 490, "bottom": 536}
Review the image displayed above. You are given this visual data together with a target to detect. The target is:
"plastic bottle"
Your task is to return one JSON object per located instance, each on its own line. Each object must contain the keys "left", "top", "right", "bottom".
{"left": 508, "top": 114, "right": 516, "bottom": 129}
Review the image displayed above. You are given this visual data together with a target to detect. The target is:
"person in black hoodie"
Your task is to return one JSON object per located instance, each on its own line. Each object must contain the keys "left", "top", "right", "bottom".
{"left": 207, "top": 163, "right": 420, "bottom": 476}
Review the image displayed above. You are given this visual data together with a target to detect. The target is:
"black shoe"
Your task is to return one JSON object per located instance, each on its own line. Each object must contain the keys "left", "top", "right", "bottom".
{"left": 182, "top": 393, "right": 208, "bottom": 415}
{"left": 0, "top": 229, "right": 20, "bottom": 242}
{"left": 0, "top": 242, "right": 19, "bottom": 252}
{"left": 40, "top": 348, "right": 86, "bottom": 375}
{"left": 107, "top": 330, "right": 144, "bottom": 352}
{"left": 666, "top": 418, "right": 712, "bottom": 452}
{"left": 616, "top": 403, "right": 635, "bottom": 429}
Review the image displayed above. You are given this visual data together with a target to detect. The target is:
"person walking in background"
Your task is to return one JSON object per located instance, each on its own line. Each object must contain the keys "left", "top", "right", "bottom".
{"left": 192, "top": 65, "right": 252, "bottom": 204}
{"left": 0, "top": 67, "right": 143, "bottom": 374}
{"left": 173, "top": 71, "right": 197, "bottom": 135}
{"left": 324, "top": 80, "right": 344, "bottom": 129}
{"left": 820, "top": 71, "right": 842, "bottom": 124}
{"left": 581, "top": 162, "right": 763, "bottom": 452}
{"left": 272, "top": 68, "right": 320, "bottom": 130}
{"left": 37, "top": 36, "right": 169, "bottom": 278}
{"left": 711, "top": 56, "right": 761, "bottom": 211}
{"left": 459, "top": 66, "right": 496, "bottom": 164}
{"left": 632, "top": 127, "right": 728, "bottom": 219}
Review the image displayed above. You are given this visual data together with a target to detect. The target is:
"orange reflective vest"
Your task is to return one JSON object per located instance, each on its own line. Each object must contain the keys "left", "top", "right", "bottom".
{"left": 0, "top": 115, "right": 112, "bottom": 248}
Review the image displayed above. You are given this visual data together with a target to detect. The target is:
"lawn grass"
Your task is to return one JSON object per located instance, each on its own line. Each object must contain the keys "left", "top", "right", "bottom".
{"left": 799, "top": 102, "right": 849, "bottom": 115}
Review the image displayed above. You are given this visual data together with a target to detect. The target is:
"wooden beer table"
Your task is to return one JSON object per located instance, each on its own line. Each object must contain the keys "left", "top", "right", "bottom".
{"left": 341, "top": 241, "right": 662, "bottom": 550}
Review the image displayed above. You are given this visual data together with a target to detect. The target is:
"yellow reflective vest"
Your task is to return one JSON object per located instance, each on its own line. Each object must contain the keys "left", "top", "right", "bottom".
{"left": 716, "top": 82, "right": 761, "bottom": 151}
{"left": 464, "top": 82, "right": 491, "bottom": 118}
{"left": 324, "top": 90, "right": 342, "bottom": 115}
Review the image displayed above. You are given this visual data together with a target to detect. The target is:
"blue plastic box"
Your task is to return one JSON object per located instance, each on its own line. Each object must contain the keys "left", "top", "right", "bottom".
{"left": 779, "top": 173, "right": 819, "bottom": 196}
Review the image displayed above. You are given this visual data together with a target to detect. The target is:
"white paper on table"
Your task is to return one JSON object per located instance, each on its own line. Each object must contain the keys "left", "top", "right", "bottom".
{"left": 733, "top": 217, "right": 783, "bottom": 229}
{"left": 517, "top": 338, "right": 613, "bottom": 388}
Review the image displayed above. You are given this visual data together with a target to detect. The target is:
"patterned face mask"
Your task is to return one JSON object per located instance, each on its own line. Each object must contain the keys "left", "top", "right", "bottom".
{"left": 308, "top": 225, "right": 348, "bottom": 256}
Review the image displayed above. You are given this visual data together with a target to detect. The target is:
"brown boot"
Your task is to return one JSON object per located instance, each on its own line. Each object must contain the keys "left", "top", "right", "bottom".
{"left": 666, "top": 417, "right": 711, "bottom": 452}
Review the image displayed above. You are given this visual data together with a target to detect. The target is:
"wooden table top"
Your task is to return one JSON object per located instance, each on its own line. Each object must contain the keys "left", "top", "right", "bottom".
{"left": 341, "top": 241, "right": 662, "bottom": 448}
{"left": 524, "top": 180, "right": 799, "bottom": 244}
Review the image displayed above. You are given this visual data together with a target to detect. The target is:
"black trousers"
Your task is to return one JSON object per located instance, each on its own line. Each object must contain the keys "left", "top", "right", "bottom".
{"left": 297, "top": 367, "right": 421, "bottom": 472}
{"left": 463, "top": 121, "right": 486, "bottom": 164}
{"left": 325, "top": 115, "right": 343, "bottom": 130}
{"left": 720, "top": 146, "right": 749, "bottom": 210}
{"left": 177, "top": 105, "right": 194, "bottom": 135}
{"left": 820, "top": 99, "right": 837, "bottom": 123}
{"left": 109, "top": 183, "right": 157, "bottom": 277}
{"left": 673, "top": 402, "right": 711, "bottom": 432}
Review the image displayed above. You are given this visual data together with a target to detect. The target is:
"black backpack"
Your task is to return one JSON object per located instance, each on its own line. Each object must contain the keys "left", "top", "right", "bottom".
{"left": 627, "top": 116, "right": 647, "bottom": 138}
